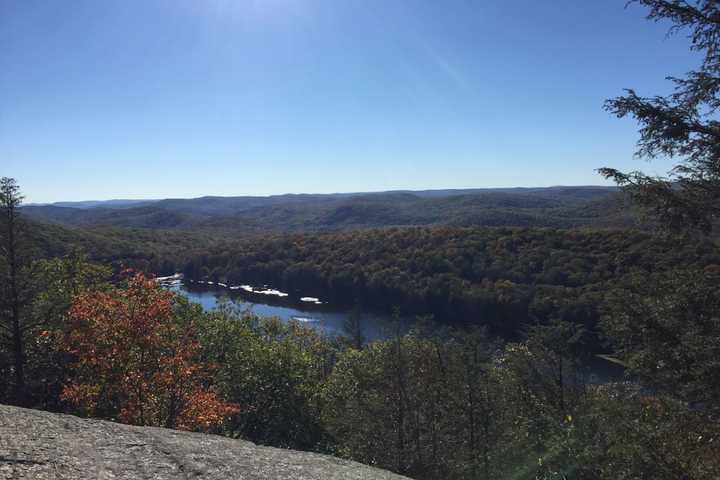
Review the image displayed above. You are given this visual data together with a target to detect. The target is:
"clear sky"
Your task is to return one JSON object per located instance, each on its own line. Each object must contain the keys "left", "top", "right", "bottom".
{"left": 0, "top": 0, "right": 700, "bottom": 203}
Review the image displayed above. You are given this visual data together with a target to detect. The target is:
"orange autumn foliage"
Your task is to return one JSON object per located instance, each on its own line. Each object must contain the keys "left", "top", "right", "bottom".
{"left": 61, "top": 273, "right": 239, "bottom": 431}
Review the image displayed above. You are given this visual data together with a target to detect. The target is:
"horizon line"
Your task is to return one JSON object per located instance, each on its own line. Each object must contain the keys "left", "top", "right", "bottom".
{"left": 22, "top": 184, "right": 618, "bottom": 206}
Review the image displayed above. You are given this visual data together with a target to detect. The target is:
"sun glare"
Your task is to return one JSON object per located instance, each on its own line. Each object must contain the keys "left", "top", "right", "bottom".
{"left": 202, "top": 0, "right": 311, "bottom": 24}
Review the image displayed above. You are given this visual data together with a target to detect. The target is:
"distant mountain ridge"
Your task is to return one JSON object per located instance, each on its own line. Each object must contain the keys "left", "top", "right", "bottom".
{"left": 20, "top": 186, "right": 633, "bottom": 232}
{"left": 27, "top": 199, "right": 157, "bottom": 209}
{"left": 29, "top": 186, "right": 617, "bottom": 209}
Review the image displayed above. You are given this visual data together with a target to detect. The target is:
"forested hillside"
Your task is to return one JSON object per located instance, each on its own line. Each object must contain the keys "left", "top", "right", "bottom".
{"left": 24, "top": 220, "right": 227, "bottom": 275}
{"left": 21, "top": 186, "right": 636, "bottom": 231}
{"left": 181, "top": 227, "right": 719, "bottom": 339}
{"left": 24, "top": 211, "right": 718, "bottom": 347}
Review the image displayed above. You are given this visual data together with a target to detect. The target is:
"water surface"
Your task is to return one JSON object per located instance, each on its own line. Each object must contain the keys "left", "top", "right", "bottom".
{"left": 169, "top": 280, "right": 393, "bottom": 341}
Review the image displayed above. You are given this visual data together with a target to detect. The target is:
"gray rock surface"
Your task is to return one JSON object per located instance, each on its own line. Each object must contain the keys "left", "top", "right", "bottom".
{"left": 0, "top": 404, "right": 409, "bottom": 480}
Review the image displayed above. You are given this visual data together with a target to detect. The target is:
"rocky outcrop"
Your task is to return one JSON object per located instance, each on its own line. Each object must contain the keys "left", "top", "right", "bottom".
{"left": 0, "top": 404, "right": 409, "bottom": 480}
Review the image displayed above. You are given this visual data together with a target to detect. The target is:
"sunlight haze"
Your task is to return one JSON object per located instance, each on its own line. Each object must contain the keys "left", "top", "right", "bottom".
{"left": 1, "top": 0, "right": 697, "bottom": 202}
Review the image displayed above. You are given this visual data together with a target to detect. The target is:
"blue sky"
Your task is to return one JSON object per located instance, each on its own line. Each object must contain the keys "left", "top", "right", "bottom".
{"left": 0, "top": 0, "right": 700, "bottom": 203}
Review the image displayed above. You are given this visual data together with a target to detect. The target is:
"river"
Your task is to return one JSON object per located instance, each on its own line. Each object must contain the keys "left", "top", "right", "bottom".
{"left": 161, "top": 275, "right": 624, "bottom": 382}
{"left": 162, "top": 276, "right": 395, "bottom": 341}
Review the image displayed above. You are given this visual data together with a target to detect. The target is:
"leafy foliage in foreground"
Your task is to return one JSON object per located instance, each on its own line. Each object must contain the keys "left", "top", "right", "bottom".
{"left": 61, "top": 273, "right": 240, "bottom": 431}
{"left": 321, "top": 304, "right": 720, "bottom": 480}
{"left": 194, "top": 301, "right": 339, "bottom": 449}
{"left": 603, "top": 267, "right": 720, "bottom": 414}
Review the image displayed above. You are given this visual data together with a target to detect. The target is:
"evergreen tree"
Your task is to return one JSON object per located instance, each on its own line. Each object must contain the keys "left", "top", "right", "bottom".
{"left": 0, "top": 177, "right": 31, "bottom": 404}
{"left": 602, "top": 1, "right": 720, "bottom": 233}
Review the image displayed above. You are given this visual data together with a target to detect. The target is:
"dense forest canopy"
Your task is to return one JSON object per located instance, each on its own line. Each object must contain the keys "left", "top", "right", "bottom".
{"left": 180, "top": 227, "right": 719, "bottom": 339}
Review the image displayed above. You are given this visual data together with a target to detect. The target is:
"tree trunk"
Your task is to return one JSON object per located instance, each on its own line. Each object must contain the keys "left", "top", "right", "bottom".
{"left": 1, "top": 179, "right": 27, "bottom": 406}
{"left": 6, "top": 206, "right": 24, "bottom": 405}
{"left": 394, "top": 335, "right": 406, "bottom": 474}
{"left": 12, "top": 304, "right": 24, "bottom": 404}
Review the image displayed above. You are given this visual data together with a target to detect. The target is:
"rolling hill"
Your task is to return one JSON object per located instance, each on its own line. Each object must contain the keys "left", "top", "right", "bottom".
{"left": 21, "top": 186, "right": 636, "bottom": 232}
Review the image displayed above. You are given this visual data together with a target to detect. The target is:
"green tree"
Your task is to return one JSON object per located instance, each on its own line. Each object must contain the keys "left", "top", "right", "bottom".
{"left": 601, "top": 0, "right": 720, "bottom": 233}
{"left": 602, "top": 268, "right": 720, "bottom": 415}
{"left": 498, "top": 319, "right": 590, "bottom": 479}
{"left": 447, "top": 327, "right": 505, "bottom": 480}
{"left": 599, "top": 3, "right": 720, "bottom": 476}
{"left": 342, "top": 305, "right": 365, "bottom": 350}
{"left": 26, "top": 251, "right": 111, "bottom": 409}
{"left": 322, "top": 337, "right": 415, "bottom": 475}
{"left": 0, "top": 177, "right": 31, "bottom": 404}
{"left": 195, "top": 301, "right": 335, "bottom": 450}
{"left": 323, "top": 327, "right": 510, "bottom": 480}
